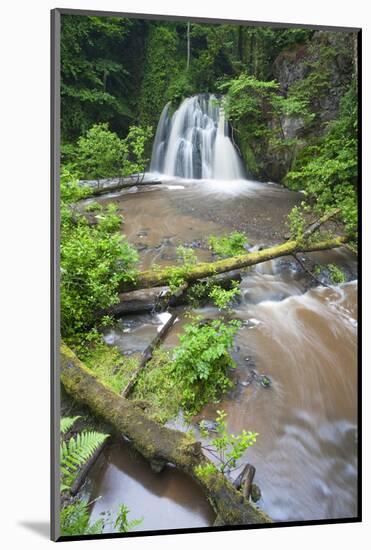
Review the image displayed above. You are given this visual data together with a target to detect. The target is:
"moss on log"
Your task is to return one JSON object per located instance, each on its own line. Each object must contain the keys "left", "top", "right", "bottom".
{"left": 120, "top": 236, "right": 348, "bottom": 292}
{"left": 60, "top": 343, "right": 271, "bottom": 526}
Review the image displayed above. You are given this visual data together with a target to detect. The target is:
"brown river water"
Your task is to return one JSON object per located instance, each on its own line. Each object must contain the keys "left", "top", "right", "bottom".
{"left": 82, "top": 178, "right": 358, "bottom": 531}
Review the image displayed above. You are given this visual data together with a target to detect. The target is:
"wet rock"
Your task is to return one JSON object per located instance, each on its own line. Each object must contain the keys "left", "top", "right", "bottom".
{"left": 251, "top": 483, "right": 262, "bottom": 502}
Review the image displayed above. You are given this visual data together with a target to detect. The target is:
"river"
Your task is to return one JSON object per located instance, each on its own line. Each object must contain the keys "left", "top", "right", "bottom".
{"left": 81, "top": 175, "right": 357, "bottom": 531}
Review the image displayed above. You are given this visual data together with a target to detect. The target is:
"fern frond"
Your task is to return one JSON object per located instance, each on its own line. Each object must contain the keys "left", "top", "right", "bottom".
{"left": 60, "top": 500, "right": 105, "bottom": 536}
{"left": 60, "top": 430, "right": 108, "bottom": 491}
{"left": 60, "top": 416, "right": 81, "bottom": 435}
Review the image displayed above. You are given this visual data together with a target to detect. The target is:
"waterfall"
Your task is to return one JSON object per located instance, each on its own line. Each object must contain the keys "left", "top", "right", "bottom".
{"left": 150, "top": 94, "right": 245, "bottom": 180}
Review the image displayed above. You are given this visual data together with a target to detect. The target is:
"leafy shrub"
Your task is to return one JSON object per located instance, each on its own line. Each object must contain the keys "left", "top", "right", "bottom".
{"left": 208, "top": 282, "right": 241, "bottom": 310}
{"left": 199, "top": 410, "right": 258, "bottom": 474}
{"left": 327, "top": 263, "right": 346, "bottom": 284}
{"left": 123, "top": 125, "right": 153, "bottom": 176}
{"left": 208, "top": 232, "right": 248, "bottom": 258}
{"left": 84, "top": 201, "right": 103, "bottom": 213}
{"left": 60, "top": 172, "right": 138, "bottom": 338}
{"left": 66, "top": 123, "right": 153, "bottom": 181}
{"left": 187, "top": 279, "right": 240, "bottom": 309}
{"left": 172, "top": 317, "right": 241, "bottom": 415}
{"left": 285, "top": 85, "right": 358, "bottom": 237}
{"left": 75, "top": 123, "right": 128, "bottom": 180}
{"left": 286, "top": 203, "right": 309, "bottom": 241}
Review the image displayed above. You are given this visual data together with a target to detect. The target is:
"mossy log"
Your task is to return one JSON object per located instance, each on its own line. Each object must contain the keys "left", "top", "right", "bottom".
{"left": 103, "top": 271, "right": 242, "bottom": 317}
{"left": 60, "top": 343, "right": 271, "bottom": 526}
{"left": 120, "top": 236, "right": 348, "bottom": 292}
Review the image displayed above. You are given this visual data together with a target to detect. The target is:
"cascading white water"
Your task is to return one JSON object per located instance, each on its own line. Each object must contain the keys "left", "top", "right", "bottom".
{"left": 150, "top": 94, "right": 245, "bottom": 180}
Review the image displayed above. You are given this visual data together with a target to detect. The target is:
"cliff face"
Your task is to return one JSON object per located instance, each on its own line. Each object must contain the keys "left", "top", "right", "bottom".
{"left": 238, "top": 31, "right": 354, "bottom": 183}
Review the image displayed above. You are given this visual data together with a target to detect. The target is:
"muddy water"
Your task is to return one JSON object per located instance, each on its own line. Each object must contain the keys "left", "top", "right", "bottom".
{"left": 94, "top": 177, "right": 299, "bottom": 269}
{"left": 196, "top": 278, "right": 358, "bottom": 522}
{"left": 85, "top": 439, "right": 215, "bottom": 532}
{"left": 85, "top": 178, "right": 357, "bottom": 529}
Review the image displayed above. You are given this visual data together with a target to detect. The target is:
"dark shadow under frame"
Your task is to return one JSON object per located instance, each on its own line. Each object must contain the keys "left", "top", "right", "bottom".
{"left": 50, "top": 7, "right": 362, "bottom": 542}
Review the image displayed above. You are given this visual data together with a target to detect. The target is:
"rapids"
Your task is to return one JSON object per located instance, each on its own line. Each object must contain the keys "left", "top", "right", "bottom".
{"left": 81, "top": 178, "right": 357, "bottom": 530}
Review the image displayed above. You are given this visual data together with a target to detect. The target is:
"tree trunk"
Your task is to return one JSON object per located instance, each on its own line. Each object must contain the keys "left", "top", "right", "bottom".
{"left": 104, "top": 271, "right": 242, "bottom": 317}
{"left": 119, "top": 236, "right": 348, "bottom": 293}
{"left": 121, "top": 313, "right": 178, "bottom": 397}
{"left": 83, "top": 178, "right": 162, "bottom": 198}
{"left": 60, "top": 343, "right": 271, "bottom": 526}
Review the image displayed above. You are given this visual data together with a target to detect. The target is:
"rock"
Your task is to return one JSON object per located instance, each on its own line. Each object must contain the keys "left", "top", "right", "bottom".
{"left": 251, "top": 483, "right": 262, "bottom": 503}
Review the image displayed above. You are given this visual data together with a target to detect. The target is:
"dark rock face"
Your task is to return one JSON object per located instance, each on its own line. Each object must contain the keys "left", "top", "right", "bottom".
{"left": 238, "top": 31, "right": 354, "bottom": 184}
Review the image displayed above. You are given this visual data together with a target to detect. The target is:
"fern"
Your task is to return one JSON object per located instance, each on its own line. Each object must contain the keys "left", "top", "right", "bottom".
{"left": 60, "top": 500, "right": 104, "bottom": 536}
{"left": 61, "top": 430, "right": 108, "bottom": 492}
{"left": 60, "top": 416, "right": 80, "bottom": 435}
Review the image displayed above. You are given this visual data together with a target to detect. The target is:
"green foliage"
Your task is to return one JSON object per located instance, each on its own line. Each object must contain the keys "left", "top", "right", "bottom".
{"left": 74, "top": 123, "right": 127, "bottom": 179}
{"left": 186, "top": 280, "right": 213, "bottom": 308}
{"left": 195, "top": 462, "right": 218, "bottom": 478}
{"left": 327, "top": 263, "right": 346, "bottom": 284}
{"left": 187, "top": 280, "right": 241, "bottom": 310}
{"left": 172, "top": 317, "right": 241, "bottom": 415}
{"left": 60, "top": 500, "right": 142, "bottom": 536}
{"left": 165, "top": 246, "right": 198, "bottom": 294}
{"left": 200, "top": 410, "right": 258, "bottom": 473}
{"left": 60, "top": 168, "right": 89, "bottom": 204}
{"left": 60, "top": 171, "right": 138, "bottom": 338}
{"left": 138, "top": 25, "right": 185, "bottom": 126}
{"left": 208, "top": 232, "right": 248, "bottom": 258}
{"left": 61, "top": 15, "right": 139, "bottom": 142}
{"left": 285, "top": 85, "right": 358, "bottom": 237}
{"left": 123, "top": 125, "right": 153, "bottom": 175}
{"left": 187, "top": 24, "right": 240, "bottom": 91}
{"left": 132, "top": 349, "right": 181, "bottom": 423}
{"left": 81, "top": 340, "right": 139, "bottom": 394}
{"left": 209, "top": 282, "right": 241, "bottom": 310}
{"left": 84, "top": 201, "right": 103, "bottom": 213}
{"left": 60, "top": 424, "right": 108, "bottom": 492}
{"left": 134, "top": 319, "right": 241, "bottom": 418}
{"left": 60, "top": 416, "right": 81, "bottom": 436}
{"left": 64, "top": 123, "right": 153, "bottom": 181}
{"left": 114, "top": 504, "right": 143, "bottom": 533}
{"left": 286, "top": 202, "right": 309, "bottom": 241}
{"left": 60, "top": 500, "right": 104, "bottom": 536}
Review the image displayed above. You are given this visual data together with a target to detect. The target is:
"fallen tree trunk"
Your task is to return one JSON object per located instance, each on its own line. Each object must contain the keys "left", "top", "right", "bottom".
{"left": 121, "top": 313, "right": 178, "bottom": 397}
{"left": 120, "top": 236, "right": 348, "bottom": 292}
{"left": 83, "top": 178, "right": 162, "bottom": 197}
{"left": 60, "top": 343, "right": 271, "bottom": 525}
{"left": 105, "top": 271, "right": 243, "bottom": 317}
